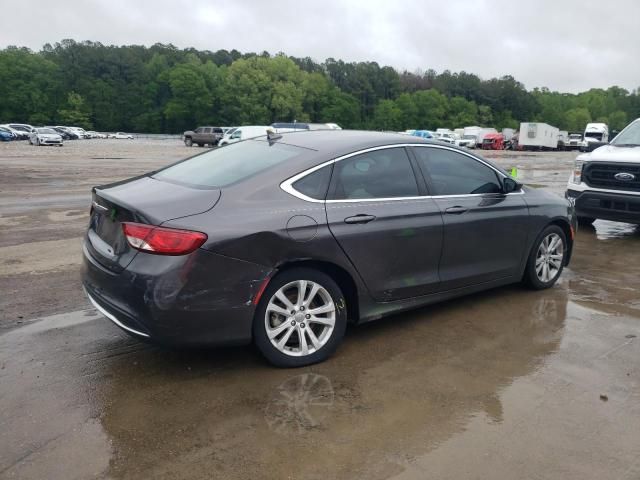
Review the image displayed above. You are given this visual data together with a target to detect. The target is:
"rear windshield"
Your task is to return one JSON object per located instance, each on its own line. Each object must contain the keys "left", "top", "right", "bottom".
{"left": 153, "top": 140, "right": 306, "bottom": 188}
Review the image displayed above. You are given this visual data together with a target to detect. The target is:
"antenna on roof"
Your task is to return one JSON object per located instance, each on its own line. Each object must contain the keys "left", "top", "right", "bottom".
{"left": 266, "top": 128, "right": 282, "bottom": 144}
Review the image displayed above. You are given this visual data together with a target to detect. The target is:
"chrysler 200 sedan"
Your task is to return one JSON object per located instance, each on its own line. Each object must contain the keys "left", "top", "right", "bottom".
{"left": 81, "top": 131, "right": 575, "bottom": 367}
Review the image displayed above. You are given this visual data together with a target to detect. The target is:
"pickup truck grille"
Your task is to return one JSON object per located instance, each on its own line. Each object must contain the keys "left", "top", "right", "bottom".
{"left": 583, "top": 162, "right": 640, "bottom": 192}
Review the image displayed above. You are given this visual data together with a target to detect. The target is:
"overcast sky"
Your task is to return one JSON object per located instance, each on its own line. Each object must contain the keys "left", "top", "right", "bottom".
{"left": 1, "top": 0, "right": 638, "bottom": 93}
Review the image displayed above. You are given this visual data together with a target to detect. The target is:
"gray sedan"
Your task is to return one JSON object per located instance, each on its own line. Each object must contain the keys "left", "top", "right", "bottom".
{"left": 81, "top": 130, "right": 575, "bottom": 367}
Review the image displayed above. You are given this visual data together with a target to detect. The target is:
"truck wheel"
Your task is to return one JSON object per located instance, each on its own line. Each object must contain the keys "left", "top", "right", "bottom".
{"left": 577, "top": 216, "right": 595, "bottom": 226}
{"left": 184, "top": 137, "right": 193, "bottom": 147}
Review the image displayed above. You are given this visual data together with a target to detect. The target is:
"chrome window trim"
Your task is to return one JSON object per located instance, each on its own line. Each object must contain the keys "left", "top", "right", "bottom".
{"left": 280, "top": 143, "right": 519, "bottom": 203}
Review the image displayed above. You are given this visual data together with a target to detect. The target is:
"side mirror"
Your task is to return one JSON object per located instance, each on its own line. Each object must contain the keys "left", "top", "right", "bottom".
{"left": 503, "top": 177, "right": 521, "bottom": 194}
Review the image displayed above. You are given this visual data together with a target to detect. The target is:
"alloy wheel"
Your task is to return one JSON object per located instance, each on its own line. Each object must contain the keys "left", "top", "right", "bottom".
{"left": 265, "top": 280, "right": 336, "bottom": 357}
{"left": 535, "top": 233, "right": 564, "bottom": 283}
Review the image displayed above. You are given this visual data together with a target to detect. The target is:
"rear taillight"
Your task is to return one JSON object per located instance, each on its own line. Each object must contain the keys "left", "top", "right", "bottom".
{"left": 122, "top": 222, "right": 207, "bottom": 255}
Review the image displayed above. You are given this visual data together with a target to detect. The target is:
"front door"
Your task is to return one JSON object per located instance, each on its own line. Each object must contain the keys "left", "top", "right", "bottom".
{"left": 411, "top": 146, "right": 530, "bottom": 290}
{"left": 325, "top": 146, "right": 443, "bottom": 301}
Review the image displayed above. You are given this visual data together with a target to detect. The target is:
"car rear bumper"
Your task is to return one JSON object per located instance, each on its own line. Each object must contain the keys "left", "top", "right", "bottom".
{"left": 81, "top": 241, "right": 273, "bottom": 346}
{"left": 566, "top": 189, "right": 640, "bottom": 224}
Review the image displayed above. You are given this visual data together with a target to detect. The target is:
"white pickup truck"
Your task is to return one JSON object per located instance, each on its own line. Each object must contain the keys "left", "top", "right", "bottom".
{"left": 566, "top": 118, "right": 640, "bottom": 225}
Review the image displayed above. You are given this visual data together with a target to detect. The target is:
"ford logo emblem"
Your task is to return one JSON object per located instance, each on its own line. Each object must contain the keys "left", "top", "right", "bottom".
{"left": 614, "top": 172, "right": 636, "bottom": 181}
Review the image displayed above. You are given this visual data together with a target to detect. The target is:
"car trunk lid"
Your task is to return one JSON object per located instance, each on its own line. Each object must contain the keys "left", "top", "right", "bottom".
{"left": 86, "top": 176, "right": 220, "bottom": 273}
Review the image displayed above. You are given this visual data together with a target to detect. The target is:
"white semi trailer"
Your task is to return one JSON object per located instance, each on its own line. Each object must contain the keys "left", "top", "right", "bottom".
{"left": 518, "top": 122, "right": 559, "bottom": 150}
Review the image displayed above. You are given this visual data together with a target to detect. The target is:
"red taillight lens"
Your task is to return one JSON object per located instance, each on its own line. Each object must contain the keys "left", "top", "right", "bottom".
{"left": 122, "top": 222, "right": 207, "bottom": 255}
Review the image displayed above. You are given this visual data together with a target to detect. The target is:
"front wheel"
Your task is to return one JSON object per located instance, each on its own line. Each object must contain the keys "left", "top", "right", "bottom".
{"left": 253, "top": 268, "right": 347, "bottom": 367}
{"left": 523, "top": 225, "right": 567, "bottom": 290}
{"left": 184, "top": 137, "right": 193, "bottom": 147}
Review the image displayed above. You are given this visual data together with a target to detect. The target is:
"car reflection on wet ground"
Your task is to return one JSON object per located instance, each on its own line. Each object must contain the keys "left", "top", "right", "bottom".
{"left": 0, "top": 142, "right": 639, "bottom": 479}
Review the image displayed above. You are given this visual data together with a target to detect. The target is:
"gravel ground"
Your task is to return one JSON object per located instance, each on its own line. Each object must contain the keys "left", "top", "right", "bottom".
{"left": 1, "top": 138, "right": 639, "bottom": 480}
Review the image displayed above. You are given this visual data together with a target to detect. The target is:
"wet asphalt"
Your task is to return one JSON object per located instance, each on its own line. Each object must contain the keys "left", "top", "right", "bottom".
{"left": 0, "top": 140, "right": 639, "bottom": 479}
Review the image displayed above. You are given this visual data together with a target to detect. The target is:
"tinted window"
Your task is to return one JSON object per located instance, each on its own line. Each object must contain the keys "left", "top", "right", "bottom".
{"left": 329, "top": 148, "right": 419, "bottom": 200}
{"left": 203, "top": 127, "right": 212, "bottom": 133}
{"left": 292, "top": 165, "right": 332, "bottom": 200}
{"left": 413, "top": 147, "right": 502, "bottom": 195}
{"left": 154, "top": 140, "right": 304, "bottom": 188}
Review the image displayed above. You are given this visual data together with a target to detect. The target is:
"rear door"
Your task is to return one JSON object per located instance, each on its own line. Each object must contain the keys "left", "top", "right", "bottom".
{"left": 325, "top": 146, "right": 443, "bottom": 301}
{"left": 411, "top": 145, "right": 529, "bottom": 290}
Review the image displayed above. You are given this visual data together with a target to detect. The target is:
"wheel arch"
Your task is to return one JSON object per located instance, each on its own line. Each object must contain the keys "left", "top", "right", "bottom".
{"left": 547, "top": 218, "right": 574, "bottom": 265}
{"left": 274, "top": 259, "right": 360, "bottom": 323}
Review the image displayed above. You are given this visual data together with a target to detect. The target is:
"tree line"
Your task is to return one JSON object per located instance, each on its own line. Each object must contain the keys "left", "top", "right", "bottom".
{"left": 0, "top": 39, "right": 638, "bottom": 133}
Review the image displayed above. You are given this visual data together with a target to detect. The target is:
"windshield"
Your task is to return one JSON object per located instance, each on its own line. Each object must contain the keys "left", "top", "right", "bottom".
{"left": 611, "top": 120, "right": 640, "bottom": 146}
{"left": 584, "top": 132, "right": 603, "bottom": 141}
{"left": 37, "top": 128, "right": 57, "bottom": 134}
{"left": 153, "top": 139, "right": 306, "bottom": 188}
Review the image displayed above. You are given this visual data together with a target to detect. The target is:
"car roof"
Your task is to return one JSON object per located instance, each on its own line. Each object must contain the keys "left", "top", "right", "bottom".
{"left": 265, "top": 129, "right": 439, "bottom": 157}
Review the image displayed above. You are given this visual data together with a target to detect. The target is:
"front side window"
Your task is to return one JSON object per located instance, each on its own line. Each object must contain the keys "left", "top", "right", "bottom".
{"left": 153, "top": 140, "right": 305, "bottom": 188}
{"left": 203, "top": 127, "right": 212, "bottom": 134}
{"left": 413, "top": 147, "right": 502, "bottom": 196}
{"left": 328, "top": 148, "right": 419, "bottom": 200}
{"left": 195, "top": 127, "right": 203, "bottom": 133}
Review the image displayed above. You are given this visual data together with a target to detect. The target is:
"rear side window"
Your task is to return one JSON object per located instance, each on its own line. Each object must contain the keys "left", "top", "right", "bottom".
{"left": 292, "top": 165, "right": 332, "bottom": 200}
{"left": 328, "top": 148, "right": 419, "bottom": 200}
{"left": 154, "top": 140, "right": 305, "bottom": 188}
{"left": 413, "top": 147, "right": 502, "bottom": 195}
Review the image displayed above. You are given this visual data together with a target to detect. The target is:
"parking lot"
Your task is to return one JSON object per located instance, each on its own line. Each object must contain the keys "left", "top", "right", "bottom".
{"left": 1, "top": 139, "right": 639, "bottom": 479}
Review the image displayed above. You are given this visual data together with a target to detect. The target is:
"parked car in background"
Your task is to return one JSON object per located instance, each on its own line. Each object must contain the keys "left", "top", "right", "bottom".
{"left": 183, "top": 126, "right": 223, "bottom": 147}
{"left": 1, "top": 125, "right": 29, "bottom": 140}
{"left": 68, "top": 127, "right": 88, "bottom": 139}
{"left": 29, "top": 127, "right": 63, "bottom": 146}
{"left": 456, "top": 134, "right": 477, "bottom": 148}
{"left": 434, "top": 132, "right": 457, "bottom": 144}
{"left": 567, "top": 117, "right": 640, "bottom": 226}
{"left": 411, "top": 130, "right": 433, "bottom": 139}
{"left": 8, "top": 123, "right": 35, "bottom": 135}
{"left": 0, "top": 129, "right": 13, "bottom": 141}
{"left": 82, "top": 130, "right": 575, "bottom": 367}
{"left": 109, "top": 132, "right": 134, "bottom": 140}
{"left": 271, "top": 122, "right": 311, "bottom": 132}
{"left": 45, "top": 126, "right": 75, "bottom": 140}
{"left": 218, "top": 126, "right": 271, "bottom": 146}
{"left": 580, "top": 123, "right": 609, "bottom": 152}
{"left": 54, "top": 126, "right": 80, "bottom": 140}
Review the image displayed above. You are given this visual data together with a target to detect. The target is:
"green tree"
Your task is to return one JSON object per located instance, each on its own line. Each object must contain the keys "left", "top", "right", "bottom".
{"left": 57, "top": 92, "right": 92, "bottom": 128}
{"left": 564, "top": 108, "right": 592, "bottom": 132}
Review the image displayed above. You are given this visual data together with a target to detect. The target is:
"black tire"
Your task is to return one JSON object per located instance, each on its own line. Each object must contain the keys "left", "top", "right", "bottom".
{"left": 523, "top": 225, "right": 567, "bottom": 290}
{"left": 253, "top": 268, "right": 347, "bottom": 367}
{"left": 578, "top": 216, "right": 595, "bottom": 226}
{"left": 184, "top": 137, "right": 193, "bottom": 147}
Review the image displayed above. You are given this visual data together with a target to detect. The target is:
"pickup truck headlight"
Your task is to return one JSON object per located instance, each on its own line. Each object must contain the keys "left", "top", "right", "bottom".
{"left": 571, "top": 159, "right": 584, "bottom": 184}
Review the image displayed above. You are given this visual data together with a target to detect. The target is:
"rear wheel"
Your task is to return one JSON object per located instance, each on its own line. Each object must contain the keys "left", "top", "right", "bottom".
{"left": 253, "top": 268, "right": 347, "bottom": 367}
{"left": 524, "top": 225, "right": 567, "bottom": 290}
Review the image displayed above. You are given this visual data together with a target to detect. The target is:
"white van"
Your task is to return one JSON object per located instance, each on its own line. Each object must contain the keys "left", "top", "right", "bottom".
{"left": 218, "top": 126, "right": 271, "bottom": 146}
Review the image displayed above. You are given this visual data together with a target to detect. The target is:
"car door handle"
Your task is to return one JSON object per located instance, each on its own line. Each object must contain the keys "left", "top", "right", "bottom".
{"left": 444, "top": 206, "right": 468, "bottom": 215}
{"left": 344, "top": 214, "right": 376, "bottom": 224}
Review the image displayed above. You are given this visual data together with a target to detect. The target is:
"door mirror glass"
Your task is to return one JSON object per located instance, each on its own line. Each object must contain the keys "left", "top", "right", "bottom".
{"left": 503, "top": 177, "right": 521, "bottom": 193}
